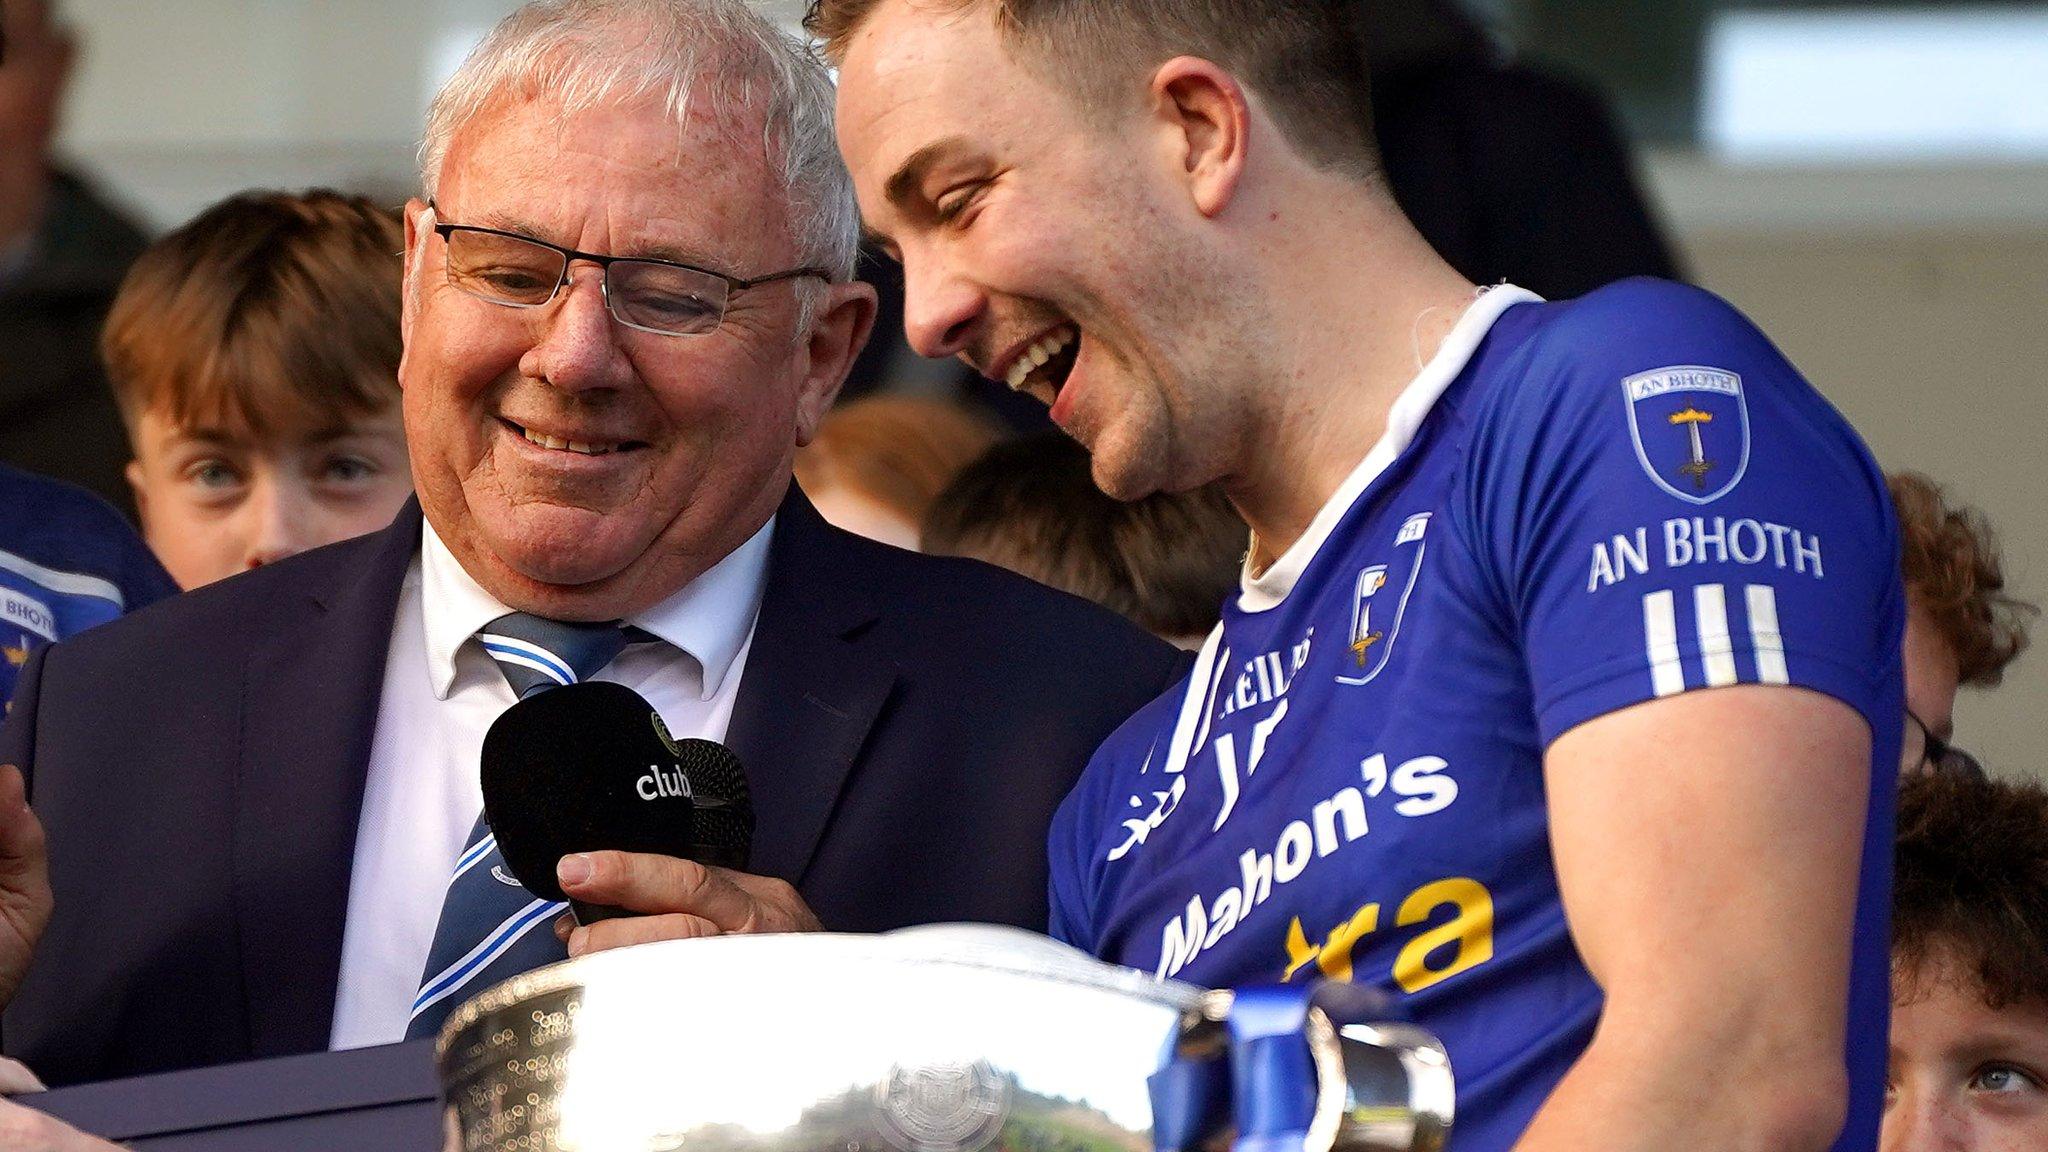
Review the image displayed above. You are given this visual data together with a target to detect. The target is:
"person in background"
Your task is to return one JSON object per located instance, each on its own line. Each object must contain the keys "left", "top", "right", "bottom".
{"left": 0, "top": 0, "right": 150, "bottom": 514}
{"left": 924, "top": 432, "right": 1243, "bottom": 649}
{"left": 1890, "top": 471, "right": 2034, "bottom": 778}
{"left": 793, "top": 393, "right": 998, "bottom": 548}
{"left": 1354, "top": 0, "right": 1684, "bottom": 301}
{"left": 1885, "top": 769, "right": 2048, "bottom": 1151}
{"left": 0, "top": 462, "right": 175, "bottom": 709}
{"left": 99, "top": 189, "right": 414, "bottom": 589}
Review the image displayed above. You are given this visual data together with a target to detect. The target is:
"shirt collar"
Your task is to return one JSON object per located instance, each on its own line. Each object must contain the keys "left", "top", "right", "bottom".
{"left": 420, "top": 515, "right": 776, "bottom": 702}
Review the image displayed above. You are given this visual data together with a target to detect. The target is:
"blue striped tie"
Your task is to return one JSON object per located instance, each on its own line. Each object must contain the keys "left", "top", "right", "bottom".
{"left": 404, "top": 614, "right": 633, "bottom": 1040}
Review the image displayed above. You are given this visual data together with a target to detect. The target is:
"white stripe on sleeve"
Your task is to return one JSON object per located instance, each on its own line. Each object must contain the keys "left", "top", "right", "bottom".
{"left": 1643, "top": 590, "right": 1684, "bottom": 698}
{"left": 1694, "top": 583, "right": 1739, "bottom": 688}
{"left": 1746, "top": 585, "right": 1790, "bottom": 685}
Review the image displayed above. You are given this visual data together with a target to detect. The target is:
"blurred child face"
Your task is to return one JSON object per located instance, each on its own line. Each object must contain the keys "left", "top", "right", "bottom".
{"left": 1886, "top": 961, "right": 2048, "bottom": 1151}
{"left": 807, "top": 485, "right": 921, "bottom": 551}
{"left": 127, "top": 406, "right": 413, "bottom": 589}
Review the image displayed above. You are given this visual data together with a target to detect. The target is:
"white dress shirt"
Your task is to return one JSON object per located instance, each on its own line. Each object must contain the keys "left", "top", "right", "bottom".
{"left": 327, "top": 516, "right": 774, "bottom": 1050}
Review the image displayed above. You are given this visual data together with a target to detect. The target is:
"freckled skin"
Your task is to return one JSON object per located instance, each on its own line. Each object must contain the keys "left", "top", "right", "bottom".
{"left": 127, "top": 406, "right": 414, "bottom": 589}
{"left": 1886, "top": 962, "right": 2048, "bottom": 1152}
{"left": 402, "top": 94, "right": 869, "bottom": 620}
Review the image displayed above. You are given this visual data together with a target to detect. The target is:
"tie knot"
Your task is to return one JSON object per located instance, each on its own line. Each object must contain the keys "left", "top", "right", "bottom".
{"left": 476, "top": 613, "right": 632, "bottom": 698}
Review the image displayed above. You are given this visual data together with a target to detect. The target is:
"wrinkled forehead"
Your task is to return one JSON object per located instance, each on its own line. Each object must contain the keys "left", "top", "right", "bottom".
{"left": 438, "top": 90, "right": 792, "bottom": 262}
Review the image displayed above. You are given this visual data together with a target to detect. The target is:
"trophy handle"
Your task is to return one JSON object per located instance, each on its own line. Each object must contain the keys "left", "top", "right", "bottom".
{"left": 1150, "top": 987, "right": 1453, "bottom": 1152}
{"left": 1304, "top": 1009, "right": 1454, "bottom": 1152}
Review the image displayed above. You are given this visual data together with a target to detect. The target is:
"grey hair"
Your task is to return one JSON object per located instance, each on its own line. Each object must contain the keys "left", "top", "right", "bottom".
{"left": 418, "top": 0, "right": 859, "bottom": 292}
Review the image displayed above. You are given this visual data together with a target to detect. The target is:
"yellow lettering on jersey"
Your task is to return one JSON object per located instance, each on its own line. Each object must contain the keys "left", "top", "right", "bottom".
{"left": 1393, "top": 877, "right": 1495, "bottom": 993}
{"left": 1282, "top": 917, "right": 1320, "bottom": 981}
{"left": 1314, "top": 903, "right": 1381, "bottom": 981}
{"left": 1285, "top": 903, "right": 1382, "bottom": 982}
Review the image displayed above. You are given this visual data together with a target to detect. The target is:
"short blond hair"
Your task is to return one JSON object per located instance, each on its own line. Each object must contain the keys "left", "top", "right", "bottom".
{"left": 806, "top": 0, "right": 1378, "bottom": 178}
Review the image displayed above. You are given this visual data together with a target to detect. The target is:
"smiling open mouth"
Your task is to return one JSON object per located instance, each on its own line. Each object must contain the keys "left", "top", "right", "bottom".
{"left": 1004, "top": 326, "right": 1080, "bottom": 406}
{"left": 499, "top": 418, "right": 646, "bottom": 457}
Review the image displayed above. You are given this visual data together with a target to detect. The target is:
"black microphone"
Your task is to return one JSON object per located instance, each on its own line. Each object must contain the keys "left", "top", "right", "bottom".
{"left": 479, "top": 680, "right": 754, "bottom": 925}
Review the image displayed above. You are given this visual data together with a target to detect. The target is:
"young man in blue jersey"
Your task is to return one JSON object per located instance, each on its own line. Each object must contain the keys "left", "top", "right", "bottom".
{"left": 818, "top": 2, "right": 1902, "bottom": 1150}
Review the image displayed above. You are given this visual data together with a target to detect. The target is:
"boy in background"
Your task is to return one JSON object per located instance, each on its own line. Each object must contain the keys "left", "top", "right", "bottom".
{"left": 794, "top": 394, "right": 997, "bottom": 549}
{"left": 924, "top": 433, "right": 1244, "bottom": 649}
{"left": 101, "top": 189, "right": 412, "bottom": 589}
{"left": 1886, "top": 769, "right": 2048, "bottom": 1150}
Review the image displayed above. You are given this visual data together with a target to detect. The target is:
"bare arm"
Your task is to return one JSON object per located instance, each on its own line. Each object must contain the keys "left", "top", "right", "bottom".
{"left": 1512, "top": 685, "right": 1868, "bottom": 1152}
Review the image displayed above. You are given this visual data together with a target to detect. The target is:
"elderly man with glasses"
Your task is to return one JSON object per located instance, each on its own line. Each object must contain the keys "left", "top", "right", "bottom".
{"left": 0, "top": 0, "right": 1185, "bottom": 1102}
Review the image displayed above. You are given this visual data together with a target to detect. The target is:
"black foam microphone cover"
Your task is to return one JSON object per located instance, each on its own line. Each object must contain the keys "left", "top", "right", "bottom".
{"left": 480, "top": 681, "right": 754, "bottom": 921}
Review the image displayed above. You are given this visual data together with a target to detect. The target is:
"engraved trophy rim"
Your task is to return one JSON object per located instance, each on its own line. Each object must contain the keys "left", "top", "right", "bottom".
{"left": 435, "top": 924, "right": 1203, "bottom": 1059}
{"left": 433, "top": 925, "right": 1452, "bottom": 1152}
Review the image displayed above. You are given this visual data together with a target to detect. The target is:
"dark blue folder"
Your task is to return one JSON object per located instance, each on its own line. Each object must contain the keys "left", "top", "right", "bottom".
{"left": 29, "top": 1041, "right": 440, "bottom": 1150}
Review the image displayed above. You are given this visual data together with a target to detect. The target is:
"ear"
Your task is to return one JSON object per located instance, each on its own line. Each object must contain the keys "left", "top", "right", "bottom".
{"left": 398, "top": 198, "right": 433, "bottom": 382}
{"left": 124, "top": 459, "right": 150, "bottom": 527}
{"left": 1148, "top": 56, "right": 1251, "bottom": 218}
{"left": 792, "top": 280, "right": 880, "bottom": 447}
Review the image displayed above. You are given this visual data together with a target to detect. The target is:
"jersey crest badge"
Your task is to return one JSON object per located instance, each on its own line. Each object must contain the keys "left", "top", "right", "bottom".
{"left": 1623, "top": 366, "right": 1750, "bottom": 505}
{"left": 1338, "top": 512, "right": 1430, "bottom": 686}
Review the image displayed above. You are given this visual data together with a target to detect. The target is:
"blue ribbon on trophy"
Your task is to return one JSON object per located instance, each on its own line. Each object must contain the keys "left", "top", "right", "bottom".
{"left": 1149, "top": 980, "right": 1449, "bottom": 1152}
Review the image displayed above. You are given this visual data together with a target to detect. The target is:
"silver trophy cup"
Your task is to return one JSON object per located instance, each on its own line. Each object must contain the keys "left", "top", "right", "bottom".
{"left": 437, "top": 926, "right": 1452, "bottom": 1152}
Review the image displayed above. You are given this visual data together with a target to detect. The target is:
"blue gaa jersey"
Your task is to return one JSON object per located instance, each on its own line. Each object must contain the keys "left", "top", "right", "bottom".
{"left": 1050, "top": 280, "right": 1901, "bottom": 1152}
{"left": 0, "top": 464, "right": 178, "bottom": 708}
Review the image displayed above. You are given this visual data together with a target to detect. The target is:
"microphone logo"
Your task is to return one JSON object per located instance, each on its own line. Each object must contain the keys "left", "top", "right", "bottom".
{"left": 636, "top": 762, "right": 695, "bottom": 802}
{"left": 650, "top": 710, "right": 682, "bottom": 757}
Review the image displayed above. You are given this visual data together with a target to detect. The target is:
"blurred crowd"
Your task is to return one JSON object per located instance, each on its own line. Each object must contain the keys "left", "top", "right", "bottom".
{"left": 0, "top": 1, "right": 2042, "bottom": 1149}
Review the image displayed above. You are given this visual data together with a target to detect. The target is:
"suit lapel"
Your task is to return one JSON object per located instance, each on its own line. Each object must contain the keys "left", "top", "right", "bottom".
{"left": 726, "top": 486, "right": 898, "bottom": 885}
{"left": 233, "top": 503, "right": 421, "bottom": 1057}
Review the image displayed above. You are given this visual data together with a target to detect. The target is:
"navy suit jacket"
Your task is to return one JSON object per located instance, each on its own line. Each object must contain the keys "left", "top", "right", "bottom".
{"left": 0, "top": 488, "right": 1187, "bottom": 1085}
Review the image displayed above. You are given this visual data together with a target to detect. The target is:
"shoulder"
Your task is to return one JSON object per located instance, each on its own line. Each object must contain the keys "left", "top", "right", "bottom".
{"left": 1048, "top": 685, "right": 1188, "bottom": 909}
{"left": 1463, "top": 279, "right": 1815, "bottom": 434}
{"left": 0, "top": 466, "right": 172, "bottom": 608}
{"left": 1445, "top": 280, "right": 1890, "bottom": 563}
{"left": 784, "top": 513, "right": 1190, "bottom": 711}
{"left": 0, "top": 464, "right": 123, "bottom": 530}
{"left": 0, "top": 463, "right": 133, "bottom": 539}
{"left": 1524, "top": 279, "right": 1773, "bottom": 374}
{"left": 40, "top": 527, "right": 385, "bottom": 669}
{"left": 1062, "top": 679, "right": 1192, "bottom": 842}
{"left": 864, "top": 531, "right": 1186, "bottom": 673}
{"left": 43, "top": 169, "right": 151, "bottom": 268}
{"left": 1081, "top": 687, "right": 1185, "bottom": 788}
